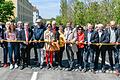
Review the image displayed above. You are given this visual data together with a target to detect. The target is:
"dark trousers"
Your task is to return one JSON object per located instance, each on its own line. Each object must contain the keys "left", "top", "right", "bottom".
{"left": 8, "top": 43, "right": 18, "bottom": 64}
{"left": 55, "top": 50, "right": 61, "bottom": 66}
{"left": 84, "top": 46, "right": 94, "bottom": 69}
{"left": 20, "top": 46, "right": 31, "bottom": 66}
{"left": 66, "top": 44, "right": 74, "bottom": 68}
{"left": 107, "top": 45, "right": 118, "bottom": 69}
{"left": 34, "top": 47, "right": 38, "bottom": 60}
{"left": 3, "top": 46, "right": 8, "bottom": 64}
{"left": 76, "top": 48, "right": 84, "bottom": 67}
{"left": 95, "top": 46, "right": 107, "bottom": 70}
{"left": 17, "top": 44, "right": 20, "bottom": 65}
{"left": 116, "top": 46, "right": 120, "bottom": 70}
{"left": 59, "top": 47, "right": 65, "bottom": 66}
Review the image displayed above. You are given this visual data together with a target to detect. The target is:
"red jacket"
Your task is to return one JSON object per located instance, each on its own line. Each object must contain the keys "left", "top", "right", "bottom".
{"left": 77, "top": 32, "right": 84, "bottom": 48}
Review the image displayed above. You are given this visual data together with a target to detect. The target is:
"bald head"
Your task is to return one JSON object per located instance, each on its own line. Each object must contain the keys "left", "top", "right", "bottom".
{"left": 98, "top": 24, "right": 104, "bottom": 31}
{"left": 110, "top": 21, "right": 116, "bottom": 28}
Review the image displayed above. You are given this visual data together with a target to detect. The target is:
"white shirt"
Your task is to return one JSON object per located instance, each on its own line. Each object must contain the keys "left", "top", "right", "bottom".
{"left": 98, "top": 31, "right": 102, "bottom": 38}
{"left": 110, "top": 28, "right": 116, "bottom": 42}
{"left": 25, "top": 29, "right": 28, "bottom": 41}
{"left": 87, "top": 32, "right": 92, "bottom": 42}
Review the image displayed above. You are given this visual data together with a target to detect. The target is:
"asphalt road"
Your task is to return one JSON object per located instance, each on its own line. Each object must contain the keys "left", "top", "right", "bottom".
{"left": 0, "top": 48, "right": 120, "bottom": 80}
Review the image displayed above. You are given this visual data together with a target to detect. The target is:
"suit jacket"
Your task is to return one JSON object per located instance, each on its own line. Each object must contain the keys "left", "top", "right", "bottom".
{"left": 18, "top": 28, "right": 33, "bottom": 48}
{"left": 84, "top": 30, "right": 99, "bottom": 49}
{"left": 32, "top": 25, "right": 45, "bottom": 48}
{"left": 84, "top": 30, "right": 99, "bottom": 43}
{"left": 0, "top": 26, "right": 5, "bottom": 47}
{"left": 98, "top": 30, "right": 110, "bottom": 43}
{"left": 116, "top": 28, "right": 120, "bottom": 42}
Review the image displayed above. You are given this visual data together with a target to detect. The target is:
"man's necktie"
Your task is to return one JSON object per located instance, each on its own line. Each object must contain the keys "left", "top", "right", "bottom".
{"left": 26, "top": 29, "right": 28, "bottom": 42}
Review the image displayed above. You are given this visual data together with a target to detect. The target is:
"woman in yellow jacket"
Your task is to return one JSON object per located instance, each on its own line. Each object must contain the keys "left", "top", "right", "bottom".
{"left": 58, "top": 25, "right": 65, "bottom": 67}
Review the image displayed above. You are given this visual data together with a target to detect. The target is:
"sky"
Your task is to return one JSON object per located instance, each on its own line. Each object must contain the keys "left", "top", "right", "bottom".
{"left": 29, "top": 0, "right": 60, "bottom": 19}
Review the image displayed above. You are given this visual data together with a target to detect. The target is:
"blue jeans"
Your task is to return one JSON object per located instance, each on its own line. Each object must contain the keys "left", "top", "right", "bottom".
{"left": 66, "top": 44, "right": 74, "bottom": 68}
{"left": 8, "top": 43, "right": 18, "bottom": 64}
{"left": 84, "top": 46, "right": 94, "bottom": 69}
{"left": 115, "top": 46, "right": 120, "bottom": 70}
{"left": 108, "top": 45, "right": 119, "bottom": 69}
{"left": 37, "top": 48, "right": 44, "bottom": 65}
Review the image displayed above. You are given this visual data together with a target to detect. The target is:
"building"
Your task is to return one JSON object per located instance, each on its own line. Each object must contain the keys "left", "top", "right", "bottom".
{"left": 33, "top": 6, "right": 41, "bottom": 25}
{"left": 5, "top": 0, "right": 33, "bottom": 24}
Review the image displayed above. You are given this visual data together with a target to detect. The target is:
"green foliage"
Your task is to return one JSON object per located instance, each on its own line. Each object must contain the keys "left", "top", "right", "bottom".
{"left": 56, "top": 16, "right": 62, "bottom": 25}
{"left": 56, "top": 0, "right": 120, "bottom": 26}
{"left": 0, "top": 0, "right": 15, "bottom": 23}
{"left": 73, "top": 0, "right": 85, "bottom": 25}
{"left": 60, "top": 0, "right": 68, "bottom": 25}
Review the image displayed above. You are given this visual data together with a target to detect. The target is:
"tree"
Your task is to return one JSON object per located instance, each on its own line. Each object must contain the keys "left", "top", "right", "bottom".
{"left": 0, "top": 0, "right": 15, "bottom": 23}
{"left": 57, "top": 0, "right": 120, "bottom": 26}
{"left": 111, "top": 0, "right": 120, "bottom": 24}
{"left": 60, "top": 0, "right": 68, "bottom": 25}
{"left": 73, "top": 0, "right": 85, "bottom": 25}
{"left": 67, "top": 0, "right": 74, "bottom": 23}
{"left": 56, "top": 16, "right": 62, "bottom": 25}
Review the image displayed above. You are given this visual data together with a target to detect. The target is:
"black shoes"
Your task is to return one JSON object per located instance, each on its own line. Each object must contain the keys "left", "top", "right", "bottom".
{"left": 68, "top": 68, "right": 73, "bottom": 71}
{"left": 78, "top": 66, "right": 82, "bottom": 71}
{"left": 20, "top": 66, "right": 25, "bottom": 70}
{"left": 58, "top": 66, "right": 62, "bottom": 70}
{"left": 91, "top": 69, "right": 96, "bottom": 74}
{"left": 40, "top": 66, "right": 43, "bottom": 69}
{"left": 102, "top": 68, "right": 106, "bottom": 73}
{"left": 83, "top": 68, "right": 87, "bottom": 73}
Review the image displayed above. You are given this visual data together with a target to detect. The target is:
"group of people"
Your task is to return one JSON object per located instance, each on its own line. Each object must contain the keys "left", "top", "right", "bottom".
{"left": 0, "top": 19, "right": 120, "bottom": 75}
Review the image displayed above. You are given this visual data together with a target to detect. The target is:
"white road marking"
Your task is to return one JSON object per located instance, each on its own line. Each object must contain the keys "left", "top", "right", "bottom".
{"left": 31, "top": 72, "right": 38, "bottom": 80}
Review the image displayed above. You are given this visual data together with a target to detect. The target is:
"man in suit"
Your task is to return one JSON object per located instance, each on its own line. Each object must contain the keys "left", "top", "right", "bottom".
{"left": 18, "top": 22, "right": 33, "bottom": 70}
{"left": 84, "top": 23, "right": 99, "bottom": 73}
{"left": 32, "top": 19, "right": 45, "bottom": 69}
{"left": 64, "top": 22, "right": 77, "bottom": 71}
{"left": 106, "top": 21, "right": 118, "bottom": 71}
{"left": 115, "top": 26, "right": 120, "bottom": 75}
{"left": 16, "top": 21, "right": 23, "bottom": 65}
{"left": 0, "top": 23, "right": 5, "bottom": 67}
{"left": 94, "top": 24, "right": 110, "bottom": 72}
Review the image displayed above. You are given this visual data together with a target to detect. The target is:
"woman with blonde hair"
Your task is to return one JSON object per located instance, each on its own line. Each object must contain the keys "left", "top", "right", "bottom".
{"left": 58, "top": 24, "right": 65, "bottom": 68}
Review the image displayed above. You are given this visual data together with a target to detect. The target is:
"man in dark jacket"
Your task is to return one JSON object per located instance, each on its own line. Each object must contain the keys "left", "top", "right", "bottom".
{"left": 18, "top": 22, "right": 33, "bottom": 70}
{"left": 16, "top": 21, "right": 23, "bottom": 65}
{"left": 94, "top": 24, "right": 110, "bottom": 72}
{"left": 0, "top": 23, "right": 5, "bottom": 67}
{"left": 84, "top": 23, "right": 99, "bottom": 73}
{"left": 106, "top": 21, "right": 118, "bottom": 72}
{"left": 115, "top": 27, "right": 120, "bottom": 75}
{"left": 32, "top": 19, "right": 45, "bottom": 69}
